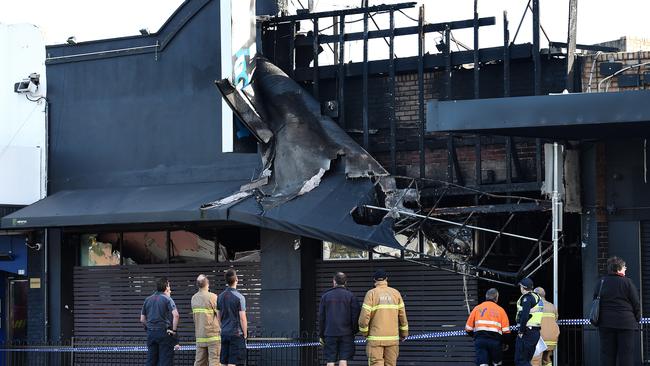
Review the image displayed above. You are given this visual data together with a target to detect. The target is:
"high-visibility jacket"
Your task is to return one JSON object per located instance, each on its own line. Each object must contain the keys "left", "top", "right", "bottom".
{"left": 465, "top": 300, "right": 511, "bottom": 335}
{"left": 358, "top": 280, "right": 408, "bottom": 346}
{"left": 191, "top": 289, "right": 221, "bottom": 346}
{"left": 539, "top": 299, "right": 560, "bottom": 346}
{"left": 516, "top": 292, "right": 544, "bottom": 327}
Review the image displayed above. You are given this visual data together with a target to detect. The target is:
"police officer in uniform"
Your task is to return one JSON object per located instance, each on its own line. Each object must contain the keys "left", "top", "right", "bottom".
{"left": 514, "top": 278, "right": 544, "bottom": 366}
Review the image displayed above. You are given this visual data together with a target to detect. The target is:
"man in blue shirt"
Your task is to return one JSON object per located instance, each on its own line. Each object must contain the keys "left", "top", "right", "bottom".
{"left": 217, "top": 268, "right": 248, "bottom": 366}
{"left": 140, "top": 277, "right": 180, "bottom": 366}
{"left": 319, "top": 272, "right": 360, "bottom": 366}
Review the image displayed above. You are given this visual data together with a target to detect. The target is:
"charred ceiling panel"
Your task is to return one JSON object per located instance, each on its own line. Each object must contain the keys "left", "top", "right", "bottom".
{"left": 216, "top": 57, "right": 388, "bottom": 206}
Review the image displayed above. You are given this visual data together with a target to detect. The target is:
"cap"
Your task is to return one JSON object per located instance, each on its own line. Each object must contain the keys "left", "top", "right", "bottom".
{"left": 518, "top": 277, "right": 534, "bottom": 290}
{"left": 373, "top": 269, "right": 388, "bottom": 281}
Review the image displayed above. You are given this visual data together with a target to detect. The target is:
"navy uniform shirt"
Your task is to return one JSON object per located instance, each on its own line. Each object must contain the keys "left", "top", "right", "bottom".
{"left": 217, "top": 287, "right": 246, "bottom": 337}
{"left": 141, "top": 292, "right": 177, "bottom": 331}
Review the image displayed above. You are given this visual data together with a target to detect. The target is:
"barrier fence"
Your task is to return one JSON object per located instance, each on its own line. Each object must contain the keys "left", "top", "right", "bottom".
{"left": 1, "top": 320, "right": 649, "bottom": 365}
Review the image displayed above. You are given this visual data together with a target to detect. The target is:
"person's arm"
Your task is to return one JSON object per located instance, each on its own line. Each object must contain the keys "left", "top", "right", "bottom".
{"left": 140, "top": 301, "right": 147, "bottom": 328}
{"left": 140, "top": 314, "right": 147, "bottom": 326}
{"left": 319, "top": 295, "right": 326, "bottom": 338}
{"left": 518, "top": 294, "right": 533, "bottom": 334}
{"left": 593, "top": 278, "right": 602, "bottom": 300}
{"left": 240, "top": 295, "right": 248, "bottom": 339}
{"left": 397, "top": 294, "right": 408, "bottom": 341}
{"left": 358, "top": 291, "right": 373, "bottom": 337}
{"left": 171, "top": 309, "right": 180, "bottom": 332}
{"left": 628, "top": 280, "right": 642, "bottom": 322}
{"left": 351, "top": 294, "right": 361, "bottom": 335}
{"left": 239, "top": 311, "right": 248, "bottom": 339}
{"left": 465, "top": 307, "right": 476, "bottom": 336}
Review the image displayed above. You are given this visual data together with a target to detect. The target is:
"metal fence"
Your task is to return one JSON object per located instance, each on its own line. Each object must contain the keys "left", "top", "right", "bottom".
{"left": 2, "top": 325, "right": 649, "bottom": 366}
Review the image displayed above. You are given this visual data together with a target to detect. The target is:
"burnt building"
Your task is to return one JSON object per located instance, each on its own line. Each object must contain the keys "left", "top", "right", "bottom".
{"left": 2, "top": 0, "right": 649, "bottom": 365}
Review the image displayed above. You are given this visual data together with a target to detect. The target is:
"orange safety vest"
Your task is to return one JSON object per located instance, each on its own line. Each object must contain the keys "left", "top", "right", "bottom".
{"left": 465, "top": 300, "right": 511, "bottom": 335}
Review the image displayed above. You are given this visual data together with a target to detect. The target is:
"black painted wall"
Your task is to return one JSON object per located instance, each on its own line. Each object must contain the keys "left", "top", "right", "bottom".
{"left": 45, "top": 0, "right": 259, "bottom": 193}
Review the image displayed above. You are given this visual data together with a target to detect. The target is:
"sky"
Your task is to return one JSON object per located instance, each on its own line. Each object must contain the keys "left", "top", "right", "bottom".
{"left": 1, "top": 0, "right": 648, "bottom": 57}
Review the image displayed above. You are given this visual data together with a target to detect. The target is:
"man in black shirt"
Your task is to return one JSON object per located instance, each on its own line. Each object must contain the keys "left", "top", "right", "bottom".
{"left": 319, "top": 272, "right": 360, "bottom": 366}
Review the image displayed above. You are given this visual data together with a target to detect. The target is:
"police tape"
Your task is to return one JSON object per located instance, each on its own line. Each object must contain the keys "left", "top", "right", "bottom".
{"left": 3, "top": 318, "right": 650, "bottom": 353}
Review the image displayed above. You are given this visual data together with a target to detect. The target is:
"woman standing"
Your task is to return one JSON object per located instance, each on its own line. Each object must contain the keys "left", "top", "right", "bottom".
{"left": 595, "top": 256, "right": 641, "bottom": 366}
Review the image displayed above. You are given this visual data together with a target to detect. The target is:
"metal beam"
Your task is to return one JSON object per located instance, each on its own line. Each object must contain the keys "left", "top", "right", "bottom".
{"left": 294, "top": 17, "right": 496, "bottom": 46}
{"left": 264, "top": 2, "right": 416, "bottom": 23}
{"left": 565, "top": 0, "right": 578, "bottom": 91}
{"left": 418, "top": 5, "right": 425, "bottom": 179}
{"left": 429, "top": 202, "right": 549, "bottom": 216}
{"left": 549, "top": 41, "right": 618, "bottom": 53}
{"left": 389, "top": 9, "right": 396, "bottom": 174}
{"left": 532, "top": 0, "right": 541, "bottom": 95}
{"left": 293, "top": 43, "right": 533, "bottom": 81}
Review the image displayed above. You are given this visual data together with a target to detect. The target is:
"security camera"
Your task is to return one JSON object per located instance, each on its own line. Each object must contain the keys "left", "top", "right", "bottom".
{"left": 139, "top": 28, "right": 150, "bottom": 35}
{"left": 67, "top": 36, "right": 76, "bottom": 45}
{"left": 29, "top": 73, "right": 40, "bottom": 86}
{"left": 14, "top": 79, "right": 37, "bottom": 94}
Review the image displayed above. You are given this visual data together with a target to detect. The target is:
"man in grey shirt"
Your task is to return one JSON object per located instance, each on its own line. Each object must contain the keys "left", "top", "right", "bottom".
{"left": 141, "top": 277, "right": 180, "bottom": 366}
{"left": 217, "top": 269, "right": 248, "bottom": 366}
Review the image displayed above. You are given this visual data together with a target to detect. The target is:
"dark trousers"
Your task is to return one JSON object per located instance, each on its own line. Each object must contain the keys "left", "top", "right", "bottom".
{"left": 474, "top": 336, "right": 502, "bottom": 365}
{"left": 146, "top": 329, "right": 175, "bottom": 366}
{"left": 515, "top": 328, "right": 540, "bottom": 366}
{"left": 599, "top": 327, "right": 635, "bottom": 366}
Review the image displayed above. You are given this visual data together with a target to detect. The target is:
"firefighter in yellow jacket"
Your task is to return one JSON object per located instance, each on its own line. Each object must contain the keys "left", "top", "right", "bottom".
{"left": 358, "top": 269, "right": 408, "bottom": 366}
{"left": 191, "top": 274, "right": 221, "bottom": 366}
{"left": 531, "top": 287, "right": 560, "bottom": 366}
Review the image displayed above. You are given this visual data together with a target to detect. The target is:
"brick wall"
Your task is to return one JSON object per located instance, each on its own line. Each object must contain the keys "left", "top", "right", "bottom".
{"left": 333, "top": 57, "right": 566, "bottom": 184}
{"left": 581, "top": 51, "right": 650, "bottom": 93}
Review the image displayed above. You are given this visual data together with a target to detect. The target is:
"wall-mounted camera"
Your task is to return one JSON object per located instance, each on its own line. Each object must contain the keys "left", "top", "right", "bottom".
{"left": 14, "top": 73, "right": 41, "bottom": 94}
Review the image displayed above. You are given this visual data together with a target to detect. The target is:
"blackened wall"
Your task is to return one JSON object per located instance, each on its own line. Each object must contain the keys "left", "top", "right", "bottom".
{"left": 45, "top": 0, "right": 259, "bottom": 193}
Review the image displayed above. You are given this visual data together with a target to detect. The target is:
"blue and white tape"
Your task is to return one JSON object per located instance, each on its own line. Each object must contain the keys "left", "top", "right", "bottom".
{"left": 2, "top": 318, "right": 647, "bottom": 353}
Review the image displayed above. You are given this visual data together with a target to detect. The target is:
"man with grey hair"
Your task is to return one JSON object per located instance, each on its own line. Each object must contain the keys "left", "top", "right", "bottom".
{"left": 191, "top": 274, "right": 220, "bottom": 366}
{"left": 466, "top": 288, "right": 510, "bottom": 366}
{"left": 531, "top": 287, "right": 559, "bottom": 366}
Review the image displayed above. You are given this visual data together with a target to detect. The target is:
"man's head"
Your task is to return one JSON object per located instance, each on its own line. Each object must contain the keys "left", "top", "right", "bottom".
{"left": 225, "top": 268, "right": 238, "bottom": 287}
{"left": 485, "top": 288, "right": 499, "bottom": 302}
{"left": 373, "top": 269, "right": 388, "bottom": 282}
{"left": 333, "top": 272, "right": 347, "bottom": 287}
{"left": 156, "top": 277, "right": 170, "bottom": 294}
{"left": 534, "top": 287, "right": 546, "bottom": 299}
{"left": 518, "top": 277, "right": 534, "bottom": 295}
{"left": 196, "top": 274, "right": 209, "bottom": 290}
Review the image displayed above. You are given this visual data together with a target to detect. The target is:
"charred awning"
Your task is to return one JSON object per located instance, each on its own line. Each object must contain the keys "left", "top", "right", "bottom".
{"left": 202, "top": 174, "right": 400, "bottom": 251}
{"left": 1, "top": 177, "right": 400, "bottom": 251}
{"left": 426, "top": 90, "right": 650, "bottom": 139}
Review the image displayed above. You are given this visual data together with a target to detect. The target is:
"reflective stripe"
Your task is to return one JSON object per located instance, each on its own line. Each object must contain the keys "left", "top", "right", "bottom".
{"left": 474, "top": 326, "right": 502, "bottom": 334}
{"left": 366, "top": 335, "right": 399, "bottom": 341}
{"left": 192, "top": 308, "right": 215, "bottom": 314}
{"left": 545, "top": 341, "right": 557, "bottom": 346}
{"left": 196, "top": 336, "right": 220, "bottom": 343}
{"left": 541, "top": 312, "right": 556, "bottom": 319}
{"left": 502, "top": 327, "right": 510, "bottom": 332}
{"left": 465, "top": 326, "right": 474, "bottom": 331}
{"left": 362, "top": 303, "right": 404, "bottom": 312}
{"left": 359, "top": 326, "right": 369, "bottom": 332}
{"left": 399, "top": 325, "right": 409, "bottom": 331}
{"left": 476, "top": 320, "right": 502, "bottom": 327}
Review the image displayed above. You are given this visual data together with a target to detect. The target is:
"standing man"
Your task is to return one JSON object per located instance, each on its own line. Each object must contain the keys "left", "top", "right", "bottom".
{"left": 141, "top": 277, "right": 180, "bottom": 366}
{"left": 319, "top": 272, "right": 361, "bottom": 366}
{"left": 531, "top": 287, "right": 559, "bottom": 366}
{"left": 514, "top": 278, "right": 544, "bottom": 366}
{"left": 358, "top": 269, "right": 408, "bottom": 366}
{"left": 465, "top": 288, "right": 510, "bottom": 366}
{"left": 217, "top": 268, "right": 248, "bottom": 366}
{"left": 192, "top": 274, "right": 221, "bottom": 366}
